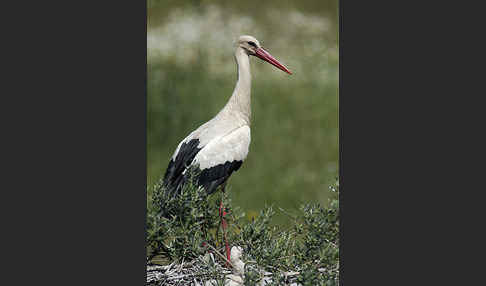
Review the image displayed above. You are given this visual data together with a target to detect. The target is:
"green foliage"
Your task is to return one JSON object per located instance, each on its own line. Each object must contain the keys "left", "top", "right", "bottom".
{"left": 230, "top": 182, "right": 339, "bottom": 285}
{"left": 147, "top": 176, "right": 339, "bottom": 285}
{"left": 147, "top": 168, "right": 221, "bottom": 262}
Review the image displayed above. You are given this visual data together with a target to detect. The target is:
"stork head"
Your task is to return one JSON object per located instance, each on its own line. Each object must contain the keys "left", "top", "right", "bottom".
{"left": 238, "top": 35, "right": 292, "bottom": 75}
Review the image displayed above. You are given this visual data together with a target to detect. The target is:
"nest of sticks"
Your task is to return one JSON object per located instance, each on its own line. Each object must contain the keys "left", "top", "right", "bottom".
{"left": 147, "top": 246, "right": 336, "bottom": 286}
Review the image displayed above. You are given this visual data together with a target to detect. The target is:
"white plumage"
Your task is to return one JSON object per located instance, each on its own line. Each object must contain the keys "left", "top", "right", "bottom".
{"left": 192, "top": 126, "right": 250, "bottom": 170}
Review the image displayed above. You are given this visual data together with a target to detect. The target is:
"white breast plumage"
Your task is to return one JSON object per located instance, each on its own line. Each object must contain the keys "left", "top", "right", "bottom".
{"left": 192, "top": 125, "right": 250, "bottom": 170}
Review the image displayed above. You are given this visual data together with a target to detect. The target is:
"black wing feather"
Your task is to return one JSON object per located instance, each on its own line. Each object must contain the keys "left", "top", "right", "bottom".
{"left": 162, "top": 139, "right": 201, "bottom": 194}
{"left": 197, "top": 160, "right": 243, "bottom": 194}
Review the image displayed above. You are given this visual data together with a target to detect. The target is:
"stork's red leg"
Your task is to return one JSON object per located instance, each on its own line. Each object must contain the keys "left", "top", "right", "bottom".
{"left": 219, "top": 183, "right": 231, "bottom": 266}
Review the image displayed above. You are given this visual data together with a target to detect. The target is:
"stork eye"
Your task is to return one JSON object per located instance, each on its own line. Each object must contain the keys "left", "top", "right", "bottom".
{"left": 248, "top": 41, "right": 257, "bottom": 47}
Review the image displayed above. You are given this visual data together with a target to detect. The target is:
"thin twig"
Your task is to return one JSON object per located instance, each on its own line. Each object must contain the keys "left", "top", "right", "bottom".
{"left": 203, "top": 243, "right": 235, "bottom": 269}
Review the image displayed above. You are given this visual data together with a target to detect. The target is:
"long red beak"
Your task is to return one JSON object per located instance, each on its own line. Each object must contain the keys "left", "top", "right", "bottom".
{"left": 254, "top": 47, "right": 292, "bottom": 75}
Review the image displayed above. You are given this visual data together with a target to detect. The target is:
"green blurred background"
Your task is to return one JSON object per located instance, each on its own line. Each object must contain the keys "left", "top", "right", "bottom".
{"left": 147, "top": 0, "right": 338, "bottom": 223}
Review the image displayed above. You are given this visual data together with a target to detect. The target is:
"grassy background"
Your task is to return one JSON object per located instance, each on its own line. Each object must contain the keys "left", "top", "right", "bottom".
{"left": 147, "top": 0, "right": 338, "bottom": 224}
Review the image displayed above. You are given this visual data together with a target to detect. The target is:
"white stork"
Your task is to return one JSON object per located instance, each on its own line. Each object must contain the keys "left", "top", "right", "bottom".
{"left": 162, "top": 35, "right": 292, "bottom": 262}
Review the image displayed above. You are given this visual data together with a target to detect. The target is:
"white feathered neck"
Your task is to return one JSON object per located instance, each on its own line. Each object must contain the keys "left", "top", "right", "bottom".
{"left": 218, "top": 47, "right": 252, "bottom": 126}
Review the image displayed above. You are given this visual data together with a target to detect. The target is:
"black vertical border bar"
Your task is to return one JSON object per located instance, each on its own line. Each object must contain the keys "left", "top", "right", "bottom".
{"left": 3, "top": 0, "right": 149, "bottom": 284}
